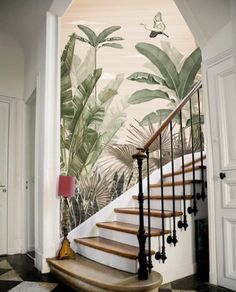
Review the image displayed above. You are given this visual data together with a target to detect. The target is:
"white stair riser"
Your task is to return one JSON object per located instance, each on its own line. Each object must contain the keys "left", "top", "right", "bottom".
{"left": 133, "top": 199, "right": 183, "bottom": 211}
{"left": 150, "top": 184, "right": 192, "bottom": 196}
{"left": 163, "top": 170, "right": 202, "bottom": 183}
{"left": 77, "top": 244, "right": 137, "bottom": 273}
{"left": 116, "top": 213, "right": 174, "bottom": 229}
{"left": 99, "top": 228, "right": 140, "bottom": 247}
{"left": 99, "top": 227, "right": 170, "bottom": 249}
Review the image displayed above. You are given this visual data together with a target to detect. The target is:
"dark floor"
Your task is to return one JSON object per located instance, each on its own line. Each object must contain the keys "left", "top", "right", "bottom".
{"left": 0, "top": 254, "right": 75, "bottom": 291}
{"left": 0, "top": 254, "right": 235, "bottom": 292}
{"left": 160, "top": 274, "right": 235, "bottom": 292}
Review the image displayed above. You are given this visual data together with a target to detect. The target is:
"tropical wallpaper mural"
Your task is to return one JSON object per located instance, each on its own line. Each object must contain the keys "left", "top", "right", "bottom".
{"left": 61, "top": 0, "right": 203, "bottom": 231}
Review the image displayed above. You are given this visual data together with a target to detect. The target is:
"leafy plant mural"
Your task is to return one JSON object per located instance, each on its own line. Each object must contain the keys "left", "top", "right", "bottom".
{"left": 60, "top": 29, "right": 127, "bottom": 229}
{"left": 127, "top": 42, "right": 202, "bottom": 123}
{"left": 76, "top": 25, "right": 123, "bottom": 98}
{"left": 60, "top": 23, "right": 203, "bottom": 231}
{"left": 127, "top": 42, "right": 203, "bottom": 158}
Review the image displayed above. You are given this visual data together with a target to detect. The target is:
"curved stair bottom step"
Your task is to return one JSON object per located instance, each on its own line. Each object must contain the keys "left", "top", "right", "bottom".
{"left": 48, "top": 254, "right": 162, "bottom": 292}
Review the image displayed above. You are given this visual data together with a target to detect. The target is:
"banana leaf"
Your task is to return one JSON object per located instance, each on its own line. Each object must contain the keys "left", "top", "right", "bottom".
{"left": 77, "top": 25, "right": 98, "bottom": 47}
{"left": 83, "top": 119, "right": 124, "bottom": 175}
{"left": 129, "top": 89, "right": 169, "bottom": 104}
{"left": 69, "top": 68, "right": 102, "bottom": 134}
{"left": 178, "top": 48, "right": 202, "bottom": 99}
{"left": 141, "top": 109, "right": 180, "bottom": 126}
{"left": 97, "top": 26, "right": 121, "bottom": 43}
{"left": 127, "top": 72, "right": 166, "bottom": 85}
{"left": 99, "top": 43, "right": 123, "bottom": 49}
{"left": 103, "top": 37, "right": 124, "bottom": 42}
{"left": 135, "top": 42, "right": 180, "bottom": 96}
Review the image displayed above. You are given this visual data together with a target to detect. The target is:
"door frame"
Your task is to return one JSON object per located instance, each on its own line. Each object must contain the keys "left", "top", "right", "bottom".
{"left": 25, "top": 89, "right": 37, "bottom": 253}
{"left": 0, "top": 94, "right": 16, "bottom": 254}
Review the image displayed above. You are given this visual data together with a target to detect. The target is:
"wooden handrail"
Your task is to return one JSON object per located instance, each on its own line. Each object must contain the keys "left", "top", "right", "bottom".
{"left": 142, "top": 80, "right": 202, "bottom": 151}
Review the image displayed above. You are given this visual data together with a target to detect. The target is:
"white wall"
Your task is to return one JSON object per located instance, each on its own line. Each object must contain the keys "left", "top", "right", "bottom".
{"left": 0, "top": 30, "right": 26, "bottom": 254}
{"left": 22, "top": 0, "right": 73, "bottom": 273}
{"left": 0, "top": 31, "right": 24, "bottom": 99}
{"left": 0, "top": 0, "right": 72, "bottom": 273}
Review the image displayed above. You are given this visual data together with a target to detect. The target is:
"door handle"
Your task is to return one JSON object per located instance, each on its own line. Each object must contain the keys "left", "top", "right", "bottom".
{"left": 0, "top": 185, "right": 6, "bottom": 188}
{"left": 219, "top": 172, "right": 226, "bottom": 180}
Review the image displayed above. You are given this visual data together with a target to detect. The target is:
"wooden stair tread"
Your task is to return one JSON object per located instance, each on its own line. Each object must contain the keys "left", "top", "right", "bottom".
{"left": 132, "top": 194, "right": 193, "bottom": 200}
{"left": 75, "top": 237, "right": 155, "bottom": 260}
{"left": 183, "top": 155, "right": 206, "bottom": 168}
{"left": 114, "top": 207, "right": 182, "bottom": 218}
{"left": 96, "top": 221, "right": 170, "bottom": 236}
{"left": 163, "top": 165, "right": 204, "bottom": 178}
{"left": 47, "top": 254, "right": 162, "bottom": 291}
{"left": 150, "top": 179, "right": 201, "bottom": 188}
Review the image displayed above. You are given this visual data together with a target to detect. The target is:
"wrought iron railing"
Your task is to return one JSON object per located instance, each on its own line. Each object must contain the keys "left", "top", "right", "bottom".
{"left": 132, "top": 80, "right": 206, "bottom": 280}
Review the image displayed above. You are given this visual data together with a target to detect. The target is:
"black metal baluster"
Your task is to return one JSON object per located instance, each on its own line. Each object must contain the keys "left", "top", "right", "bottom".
{"left": 187, "top": 98, "right": 198, "bottom": 216}
{"left": 178, "top": 109, "right": 188, "bottom": 230}
{"left": 167, "top": 121, "right": 178, "bottom": 246}
{"left": 146, "top": 149, "right": 153, "bottom": 272}
{"left": 132, "top": 151, "right": 148, "bottom": 280}
{"left": 155, "top": 133, "right": 167, "bottom": 263}
{"left": 197, "top": 88, "right": 206, "bottom": 201}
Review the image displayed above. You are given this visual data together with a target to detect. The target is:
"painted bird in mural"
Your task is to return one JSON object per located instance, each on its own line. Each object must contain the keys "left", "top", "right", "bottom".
{"left": 140, "top": 12, "right": 169, "bottom": 38}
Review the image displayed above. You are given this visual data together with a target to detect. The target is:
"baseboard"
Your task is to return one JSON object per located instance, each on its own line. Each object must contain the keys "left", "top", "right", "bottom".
{"left": 35, "top": 249, "right": 50, "bottom": 273}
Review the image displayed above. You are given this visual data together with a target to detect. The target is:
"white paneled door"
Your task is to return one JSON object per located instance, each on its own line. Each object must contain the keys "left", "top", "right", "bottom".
{"left": 208, "top": 54, "right": 236, "bottom": 290}
{"left": 0, "top": 100, "right": 9, "bottom": 255}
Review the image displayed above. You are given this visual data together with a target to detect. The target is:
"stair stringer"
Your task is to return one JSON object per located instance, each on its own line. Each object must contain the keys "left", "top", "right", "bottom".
{"left": 67, "top": 152, "right": 206, "bottom": 283}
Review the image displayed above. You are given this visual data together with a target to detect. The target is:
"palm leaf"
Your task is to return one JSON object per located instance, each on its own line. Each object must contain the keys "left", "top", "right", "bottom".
{"left": 129, "top": 89, "right": 169, "bottom": 104}
{"left": 127, "top": 72, "right": 166, "bottom": 85}
{"left": 79, "top": 172, "right": 111, "bottom": 210}
{"left": 178, "top": 48, "right": 202, "bottom": 99}
{"left": 99, "top": 144, "right": 136, "bottom": 177}
{"left": 77, "top": 25, "right": 98, "bottom": 47}
{"left": 97, "top": 26, "right": 121, "bottom": 43}
{"left": 135, "top": 42, "right": 180, "bottom": 97}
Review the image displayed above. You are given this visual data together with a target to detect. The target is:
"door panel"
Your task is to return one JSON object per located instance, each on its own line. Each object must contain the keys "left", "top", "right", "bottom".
{"left": 0, "top": 101, "right": 9, "bottom": 254}
{"left": 208, "top": 54, "right": 236, "bottom": 290}
{"left": 223, "top": 217, "right": 236, "bottom": 281}
{"left": 218, "top": 69, "right": 236, "bottom": 169}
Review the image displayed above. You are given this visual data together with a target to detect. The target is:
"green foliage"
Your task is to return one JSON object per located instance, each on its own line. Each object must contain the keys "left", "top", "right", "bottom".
{"left": 135, "top": 43, "right": 180, "bottom": 95}
{"left": 129, "top": 89, "right": 169, "bottom": 104}
{"left": 127, "top": 43, "right": 202, "bottom": 127}
{"left": 76, "top": 24, "right": 124, "bottom": 100}
{"left": 127, "top": 72, "right": 166, "bottom": 85}
{"left": 141, "top": 109, "right": 180, "bottom": 126}
{"left": 77, "top": 25, "right": 123, "bottom": 49}
{"left": 60, "top": 32, "right": 126, "bottom": 228}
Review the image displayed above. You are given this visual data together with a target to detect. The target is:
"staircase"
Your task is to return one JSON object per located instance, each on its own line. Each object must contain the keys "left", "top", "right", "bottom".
{"left": 48, "top": 81, "right": 207, "bottom": 291}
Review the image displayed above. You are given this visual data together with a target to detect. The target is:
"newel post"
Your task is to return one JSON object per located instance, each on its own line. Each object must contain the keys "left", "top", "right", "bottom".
{"left": 132, "top": 151, "right": 148, "bottom": 280}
